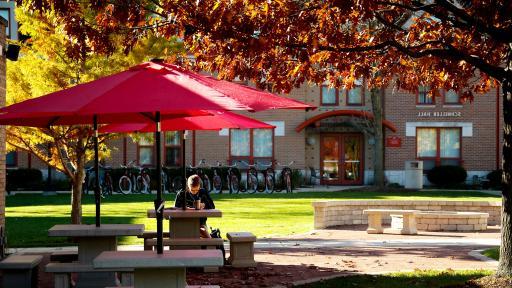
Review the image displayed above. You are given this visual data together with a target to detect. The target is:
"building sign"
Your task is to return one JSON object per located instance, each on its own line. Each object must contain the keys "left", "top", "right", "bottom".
{"left": 418, "top": 111, "right": 462, "bottom": 117}
{"left": 386, "top": 136, "right": 401, "bottom": 147}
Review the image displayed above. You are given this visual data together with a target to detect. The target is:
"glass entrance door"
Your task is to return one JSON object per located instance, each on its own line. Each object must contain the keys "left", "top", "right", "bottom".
{"left": 320, "top": 133, "right": 363, "bottom": 185}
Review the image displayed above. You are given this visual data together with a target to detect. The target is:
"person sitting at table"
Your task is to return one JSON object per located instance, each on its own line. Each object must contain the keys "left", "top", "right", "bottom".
{"left": 174, "top": 174, "right": 215, "bottom": 238}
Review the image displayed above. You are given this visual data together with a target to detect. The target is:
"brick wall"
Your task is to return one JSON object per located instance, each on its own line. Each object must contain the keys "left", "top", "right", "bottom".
{"left": 383, "top": 85, "right": 502, "bottom": 184}
{"left": 13, "top": 76, "right": 504, "bottom": 186}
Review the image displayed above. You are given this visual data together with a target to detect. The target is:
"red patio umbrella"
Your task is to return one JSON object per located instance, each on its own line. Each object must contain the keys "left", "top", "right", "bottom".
{"left": 0, "top": 60, "right": 313, "bottom": 254}
{"left": 98, "top": 111, "right": 274, "bottom": 133}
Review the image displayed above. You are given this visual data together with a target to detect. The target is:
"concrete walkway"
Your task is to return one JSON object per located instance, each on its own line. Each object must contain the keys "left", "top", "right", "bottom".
{"left": 9, "top": 226, "right": 500, "bottom": 253}
{"left": 14, "top": 226, "right": 500, "bottom": 288}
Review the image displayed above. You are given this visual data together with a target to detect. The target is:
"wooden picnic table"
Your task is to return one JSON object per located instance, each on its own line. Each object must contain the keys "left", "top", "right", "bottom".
{"left": 48, "top": 224, "right": 144, "bottom": 287}
{"left": 93, "top": 249, "right": 223, "bottom": 288}
{"left": 147, "top": 208, "right": 222, "bottom": 238}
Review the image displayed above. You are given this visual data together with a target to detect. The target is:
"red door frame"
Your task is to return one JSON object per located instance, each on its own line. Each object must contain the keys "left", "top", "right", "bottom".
{"left": 320, "top": 133, "right": 364, "bottom": 185}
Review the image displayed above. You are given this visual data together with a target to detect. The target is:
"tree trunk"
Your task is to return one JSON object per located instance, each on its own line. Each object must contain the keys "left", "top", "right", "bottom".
{"left": 70, "top": 154, "right": 85, "bottom": 225}
{"left": 371, "top": 88, "right": 385, "bottom": 188}
{"left": 497, "top": 57, "right": 512, "bottom": 276}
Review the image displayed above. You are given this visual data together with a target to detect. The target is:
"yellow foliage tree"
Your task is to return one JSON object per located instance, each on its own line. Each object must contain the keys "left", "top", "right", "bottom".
{"left": 6, "top": 7, "right": 183, "bottom": 224}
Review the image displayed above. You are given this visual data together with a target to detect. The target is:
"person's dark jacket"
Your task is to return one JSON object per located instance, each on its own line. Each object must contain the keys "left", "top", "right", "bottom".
{"left": 174, "top": 188, "right": 215, "bottom": 225}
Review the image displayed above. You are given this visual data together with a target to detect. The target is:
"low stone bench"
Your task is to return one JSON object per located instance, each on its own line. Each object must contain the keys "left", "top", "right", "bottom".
{"left": 363, "top": 209, "right": 419, "bottom": 235}
{"left": 46, "top": 262, "right": 134, "bottom": 288}
{"left": 0, "top": 254, "right": 43, "bottom": 288}
{"left": 226, "top": 232, "right": 257, "bottom": 267}
{"left": 137, "top": 231, "right": 171, "bottom": 251}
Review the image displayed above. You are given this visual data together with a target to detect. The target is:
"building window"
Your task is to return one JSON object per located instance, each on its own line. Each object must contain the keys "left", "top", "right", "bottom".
{"left": 230, "top": 128, "right": 274, "bottom": 164}
{"left": 347, "top": 86, "right": 363, "bottom": 105}
{"left": 164, "top": 131, "right": 181, "bottom": 167}
{"left": 444, "top": 90, "right": 460, "bottom": 104}
{"left": 417, "top": 86, "right": 434, "bottom": 105}
{"left": 138, "top": 134, "right": 154, "bottom": 166}
{"left": 321, "top": 86, "right": 338, "bottom": 106}
{"left": 6, "top": 151, "right": 17, "bottom": 168}
{"left": 416, "top": 127, "right": 461, "bottom": 171}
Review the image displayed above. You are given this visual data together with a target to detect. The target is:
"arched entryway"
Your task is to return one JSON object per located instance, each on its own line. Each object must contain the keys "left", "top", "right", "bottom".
{"left": 296, "top": 110, "right": 397, "bottom": 185}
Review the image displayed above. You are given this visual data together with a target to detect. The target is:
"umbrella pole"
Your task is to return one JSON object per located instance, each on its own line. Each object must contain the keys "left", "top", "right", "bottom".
{"left": 155, "top": 112, "right": 164, "bottom": 254}
{"left": 182, "top": 130, "right": 187, "bottom": 210}
{"left": 93, "top": 115, "right": 101, "bottom": 227}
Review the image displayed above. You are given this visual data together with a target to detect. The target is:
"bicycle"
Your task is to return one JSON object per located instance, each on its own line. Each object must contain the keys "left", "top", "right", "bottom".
{"left": 82, "top": 166, "right": 94, "bottom": 195}
{"left": 135, "top": 166, "right": 151, "bottom": 194}
{"left": 198, "top": 160, "right": 211, "bottom": 193}
{"left": 275, "top": 161, "right": 294, "bottom": 193}
{"left": 239, "top": 160, "right": 259, "bottom": 194}
{"left": 226, "top": 162, "right": 240, "bottom": 194}
{"left": 211, "top": 161, "right": 223, "bottom": 194}
{"left": 118, "top": 160, "right": 137, "bottom": 194}
{"left": 85, "top": 164, "right": 114, "bottom": 197}
{"left": 118, "top": 161, "right": 151, "bottom": 194}
{"left": 257, "top": 162, "right": 275, "bottom": 194}
{"left": 100, "top": 166, "right": 114, "bottom": 197}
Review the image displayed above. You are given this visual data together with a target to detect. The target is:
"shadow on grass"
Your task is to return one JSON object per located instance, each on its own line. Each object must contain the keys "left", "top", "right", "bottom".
{"left": 5, "top": 216, "right": 140, "bottom": 248}
{"left": 6, "top": 193, "right": 178, "bottom": 207}
{"left": 6, "top": 190, "right": 500, "bottom": 208}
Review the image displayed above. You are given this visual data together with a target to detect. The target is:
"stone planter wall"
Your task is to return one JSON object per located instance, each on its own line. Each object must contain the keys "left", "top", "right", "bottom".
{"left": 416, "top": 211, "right": 489, "bottom": 231}
{"left": 312, "top": 200, "right": 501, "bottom": 229}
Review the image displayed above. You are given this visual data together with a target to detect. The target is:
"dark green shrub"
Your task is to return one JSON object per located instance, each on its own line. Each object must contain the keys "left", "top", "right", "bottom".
{"left": 6, "top": 168, "right": 44, "bottom": 191}
{"left": 427, "top": 165, "right": 467, "bottom": 187}
{"left": 52, "top": 179, "right": 72, "bottom": 190}
{"left": 291, "top": 169, "right": 303, "bottom": 188}
{"left": 486, "top": 169, "right": 502, "bottom": 189}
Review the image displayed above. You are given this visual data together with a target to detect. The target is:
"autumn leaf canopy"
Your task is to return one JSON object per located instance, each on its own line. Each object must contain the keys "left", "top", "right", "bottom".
{"left": 17, "top": 0, "right": 512, "bottom": 99}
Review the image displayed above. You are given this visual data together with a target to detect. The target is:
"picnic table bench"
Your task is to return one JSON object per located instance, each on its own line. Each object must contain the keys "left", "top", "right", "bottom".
{"left": 47, "top": 224, "right": 144, "bottom": 288}
{"left": 45, "top": 263, "right": 134, "bottom": 288}
{"left": 138, "top": 231, "right": 171, "bottom": 251}
{"left": 363, "top": 209, "right": 419, "bottom": 235}
{"left": 94, "top": 249, "right": 224, "bottom": 288}
{"left": 0, "top": 254, "right": 43, "bottom": 288}
{"left": 145, "top": 238, "right": 223, "bottom": 249}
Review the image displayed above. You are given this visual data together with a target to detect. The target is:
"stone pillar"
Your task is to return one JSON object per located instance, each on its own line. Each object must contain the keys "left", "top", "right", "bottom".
{"left": 0, "top": 16, "right": 7, "bottom": 228}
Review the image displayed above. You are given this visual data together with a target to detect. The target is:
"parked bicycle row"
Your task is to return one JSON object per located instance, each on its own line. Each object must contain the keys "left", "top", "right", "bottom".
{"left": 82, "top": 160, "right": 296, "bottom": 197}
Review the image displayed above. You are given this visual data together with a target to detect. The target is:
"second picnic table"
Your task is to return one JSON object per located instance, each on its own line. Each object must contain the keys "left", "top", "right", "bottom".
{"left": 147, "top": 208, "right": 222, "bottom": 238}
{"left": 47, "top": 224, "right": 144, "bottom": 287}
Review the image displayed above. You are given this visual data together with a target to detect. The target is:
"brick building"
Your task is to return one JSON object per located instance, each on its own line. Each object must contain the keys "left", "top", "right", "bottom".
{"left": 11, "top": 77, "right": 503, "bottom": 186}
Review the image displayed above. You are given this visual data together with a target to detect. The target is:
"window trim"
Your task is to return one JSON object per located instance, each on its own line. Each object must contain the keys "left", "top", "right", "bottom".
{"left": 163, "top": 131, "right": 182, "bottom": 167}
{"left": 416, "top": 86, "right": 435, "bottom": 105}
{"left": 415, "top": 127, "right": 462, "bottom": 169}
{"left": 6, "top": 150, "right": 17, "bottom": 168}
{"left": 320, "top": 85, "right": 339, "bottom": 106}
{"left": 442, "top": 89, "right": 461, "bottom": 105}
{"left": 137, "top": 135, "right": 155, "bottom": 167}
{"left": 345, "top": 84, "right": 365, "bottom": 106}
{"left": 228, "top": 128, "right": 275, "bottom": 165}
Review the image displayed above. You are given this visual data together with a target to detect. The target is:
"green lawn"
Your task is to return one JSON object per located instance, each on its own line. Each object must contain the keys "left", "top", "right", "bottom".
{"left": 6, "top": 190, "right": 500, "bottom": 247}
{"left": 483, "top": 247, "right": 500, "bottom": 260}
{"left": 296, "top": 270, "right": 493, "bottom": 288}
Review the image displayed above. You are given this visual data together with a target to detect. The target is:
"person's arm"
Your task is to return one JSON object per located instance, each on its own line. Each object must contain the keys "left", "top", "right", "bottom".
{"left": 201, "top": 190, "right": 215, "bottom": 209}
{"left": 174, "top": 191, "right": 183, "bottom": 208}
